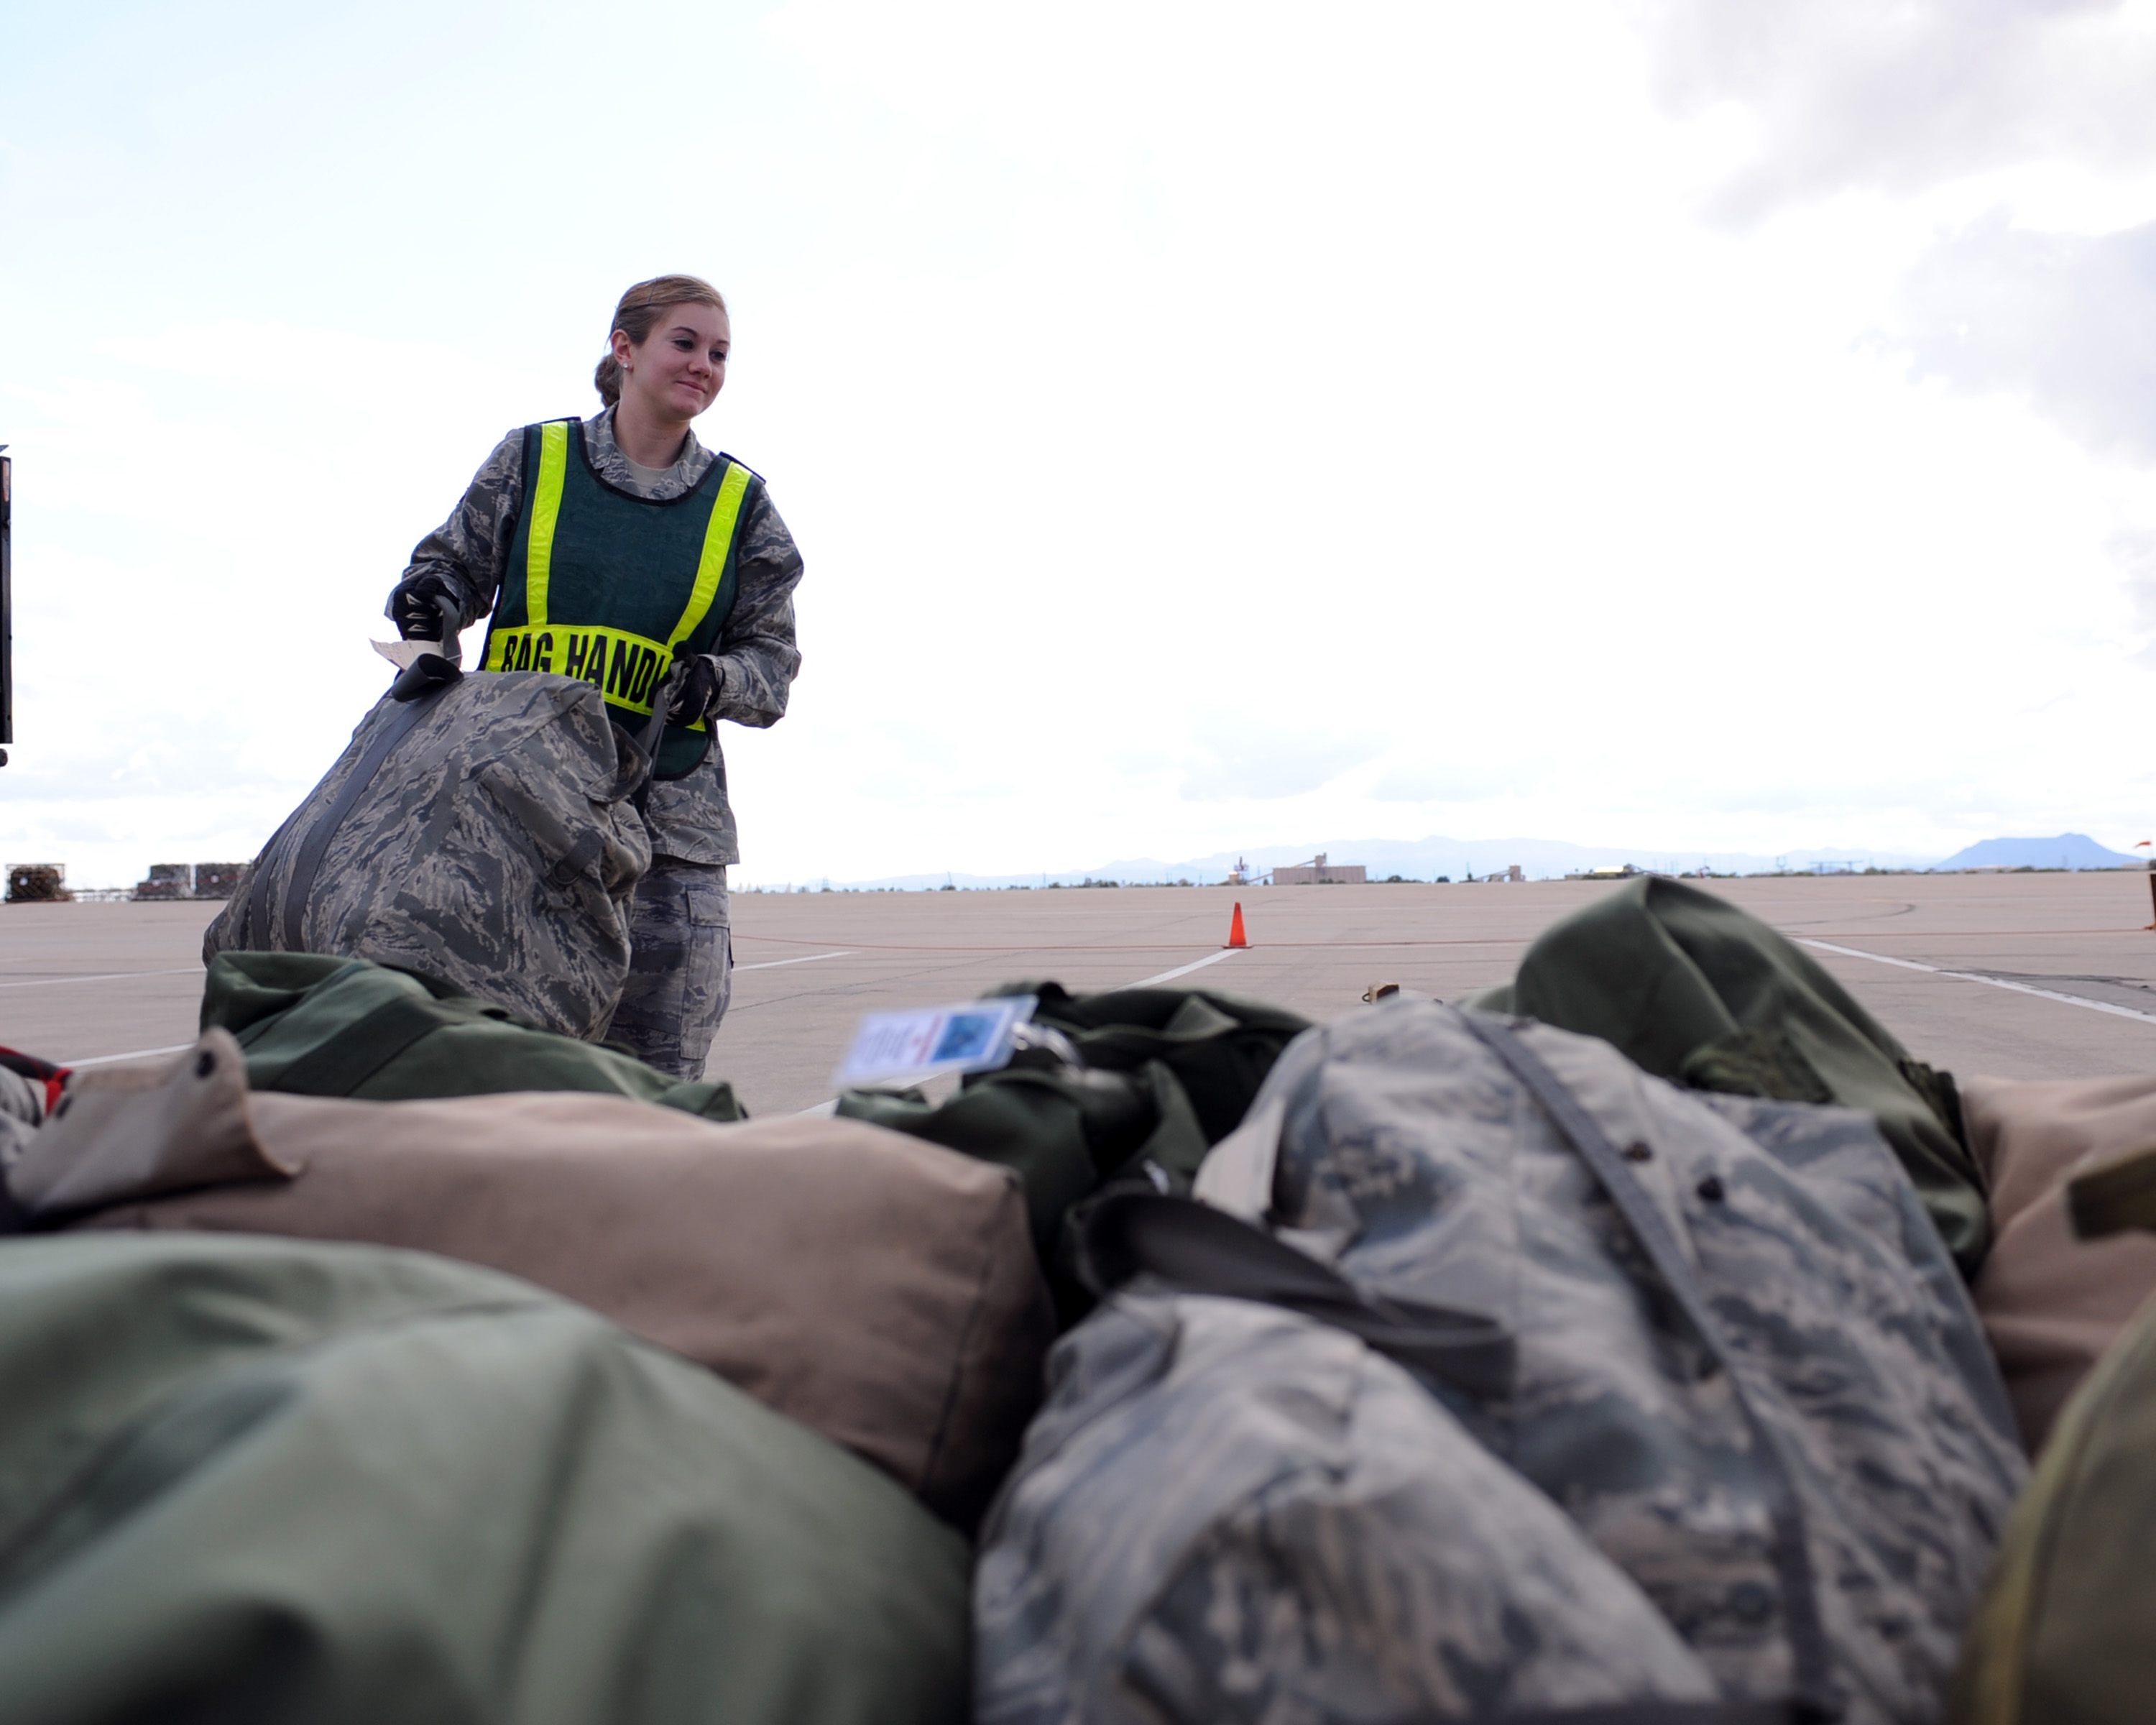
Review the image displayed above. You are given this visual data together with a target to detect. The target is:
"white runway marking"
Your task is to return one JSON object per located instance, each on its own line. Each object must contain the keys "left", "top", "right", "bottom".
{"left": 734, "top": 949, "right": 852, "bottom": 973}
{"left": 1799, "top": 940, "right": 2156, "bottom": 1026}
{"left": 0, "top": 967, "right": 199, "bottom": 990}
{"left": 1129, "top": 949, "right": 1243, "bottom": 987}
{"left": 63, "top": 1042, "right": 195, "bottom": 1067}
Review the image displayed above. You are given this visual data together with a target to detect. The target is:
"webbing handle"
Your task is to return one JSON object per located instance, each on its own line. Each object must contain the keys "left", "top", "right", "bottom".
{"left": 1078, "top": 1189, "right": 1516, "bottom": 1400}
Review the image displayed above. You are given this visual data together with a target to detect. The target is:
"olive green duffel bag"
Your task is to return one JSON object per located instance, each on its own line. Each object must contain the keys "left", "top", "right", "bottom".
{"left": 1461, "top": 875, "right": 1990, "bottom": 1279}
{"left": 839, "top": 983, "right": 1311, "bottom": 1320}
{"left": 0, "top": 1233, "right": 969, "bottom": 1724}
{"left": 201, "top": 949, "right": 744, "bottom": 1117}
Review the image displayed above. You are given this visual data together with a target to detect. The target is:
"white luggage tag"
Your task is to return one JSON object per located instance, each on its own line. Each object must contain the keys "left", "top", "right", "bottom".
{"left": 372, "top": 638, "right": 441, "bottom": 671}
{"left": 834, "top": 995, "right": 1038, "bottom": 1089}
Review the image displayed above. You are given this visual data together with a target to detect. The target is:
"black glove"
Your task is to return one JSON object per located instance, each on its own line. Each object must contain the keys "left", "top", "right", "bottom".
{"left": 390, "top": 574, "right": 461, "bottom": 640}
{"left": 665, "top": 654, "right": 722, "bottom": 724}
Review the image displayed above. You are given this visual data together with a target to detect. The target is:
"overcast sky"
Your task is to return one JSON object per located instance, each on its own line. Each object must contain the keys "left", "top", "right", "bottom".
{"left": 6, "top": 0, "right": 2156, "bottom": 886}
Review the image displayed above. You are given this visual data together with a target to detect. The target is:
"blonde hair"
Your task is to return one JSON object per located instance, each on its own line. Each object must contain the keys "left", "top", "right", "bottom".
{"left": 594, "top": 275, "right": 729, "bottom": 407}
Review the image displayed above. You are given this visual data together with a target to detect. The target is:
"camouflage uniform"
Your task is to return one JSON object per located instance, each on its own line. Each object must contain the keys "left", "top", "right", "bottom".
{"left": 604, "top": 860, "right": 732, "bottom": 1079}
{"left": 392, "top": 407, "right": 802, "bottom": 1076}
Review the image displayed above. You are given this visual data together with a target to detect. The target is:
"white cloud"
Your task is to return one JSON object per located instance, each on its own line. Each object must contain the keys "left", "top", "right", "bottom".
{"left": 1175, "top": 720, "right": 1387, "bottom": 803}
{"left": 9, "top": 0, "right": 2156, "bottom": 886}
{"left": 1632, "top": 0, "right": 2156, "bottom": 221}
{"left": 1879, "top": 211, "right": 2156, "bottom": 462}
{"left": 2111, "top": 530, "right": 2156, "bottom": 663}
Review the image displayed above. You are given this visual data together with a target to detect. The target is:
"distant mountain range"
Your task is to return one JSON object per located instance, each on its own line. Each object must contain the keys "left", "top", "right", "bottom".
{"left": 1074, "top": 837, "right": 1943, "bottom": 883}
{"left": 746, "top": 832, "right": 2150, "bottom": 891}
{"left": 1927, "top": 833, "right": 2144, "bottom": 871}
{"left": 750, "top": 837, "right": 2096, "bottom": 888}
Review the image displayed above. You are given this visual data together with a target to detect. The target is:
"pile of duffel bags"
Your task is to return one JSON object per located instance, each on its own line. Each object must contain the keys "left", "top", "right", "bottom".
{"left": 8, "top": 878, "right": 2156, "bottom": 1721}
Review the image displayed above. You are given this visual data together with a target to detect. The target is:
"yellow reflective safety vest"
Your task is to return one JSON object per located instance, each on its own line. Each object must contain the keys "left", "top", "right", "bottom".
{"left": 482, "top": 419, "right": 757, "bottom": 780}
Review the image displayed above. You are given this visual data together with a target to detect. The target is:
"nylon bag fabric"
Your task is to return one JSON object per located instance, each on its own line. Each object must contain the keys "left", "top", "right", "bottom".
{"left": 977, "top": 1000, "right": 2024, "bottom": 1725}
{"left": 839, "top": 1061, "right": 1207, "bottom": 1259}
{"left": 0, "top": 1233, "right": 969, "bottom": 1725}
{"left": 1005, "top": 983, "right": 1315, "bottom": 1144}
{"left": 204, "top": 668, "right": 654, "bottom": 1039}
{"left": 977, "top": 1292, "right": 1738, "bottom": 1725}
{"left": 1957, "top": 1071, "right": 2156, "bottom": 1453}
{"left": 1470, "top": 875, "right": 1990, "bottom": 1279}
{"left": 10, "top": 1031, "right": 1050, "bottom": 1530}
{"left": 198, "top": 951, "right": 743, "bottom": 1118}
{"left": 1949, "top": 1259, "right": 2156, "bottom": 1725}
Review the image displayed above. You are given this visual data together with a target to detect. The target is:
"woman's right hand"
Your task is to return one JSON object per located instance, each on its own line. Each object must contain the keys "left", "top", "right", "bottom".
{"left": 390, "top": 574, "right": 461, "bottom": 640}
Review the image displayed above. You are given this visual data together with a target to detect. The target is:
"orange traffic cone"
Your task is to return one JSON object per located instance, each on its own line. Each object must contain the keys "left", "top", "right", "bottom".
{"left": 1225, "top": 901, "right": 1248, "bottom": 949}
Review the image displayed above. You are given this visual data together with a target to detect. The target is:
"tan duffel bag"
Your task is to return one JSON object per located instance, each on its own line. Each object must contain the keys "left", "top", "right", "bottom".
{"left": 6, "top": 1031, "right": 1052, "bottom": 1529}
{"left": 1964, "top": 1072, "right": 2156, "bottom": 1453}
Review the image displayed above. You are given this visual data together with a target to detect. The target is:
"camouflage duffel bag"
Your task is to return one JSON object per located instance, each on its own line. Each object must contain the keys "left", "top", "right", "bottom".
{"left": 978, "top": 1001, "right": 2027, "bottom": 1725}
{"left": 207, "top": 649, "right": 669, "bottom": 1039}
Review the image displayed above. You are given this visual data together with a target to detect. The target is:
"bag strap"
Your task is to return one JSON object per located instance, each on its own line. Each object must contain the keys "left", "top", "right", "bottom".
{"left": 630, "top": 658, "right": 681, "bottom": 793}
{"left": 1077, "top": 1190, "right": 1516, "bottom": 1399}
{"left": 1460, "top": 1013, "right": 1840, "bottom": 1725}
{"left": 241, "top": 801, "right": 307, "bottom": 949}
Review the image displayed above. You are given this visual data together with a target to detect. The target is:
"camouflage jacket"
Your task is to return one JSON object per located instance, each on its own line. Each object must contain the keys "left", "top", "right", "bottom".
{"left": 390, "top": 406, "right": 803, "bottom": 866}
{"left": 977, "top": 1002, "right": 2026, "bottom": 1725}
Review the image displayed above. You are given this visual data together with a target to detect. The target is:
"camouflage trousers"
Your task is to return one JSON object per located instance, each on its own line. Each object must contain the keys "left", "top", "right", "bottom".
{"left": 607, "top": 857, "right": 732, "bottom": 1080}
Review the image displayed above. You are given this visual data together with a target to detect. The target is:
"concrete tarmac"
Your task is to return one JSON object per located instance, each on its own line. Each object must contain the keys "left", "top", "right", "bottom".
{"left": 5, "top": 871, "right": 2155, "bottom": 1114}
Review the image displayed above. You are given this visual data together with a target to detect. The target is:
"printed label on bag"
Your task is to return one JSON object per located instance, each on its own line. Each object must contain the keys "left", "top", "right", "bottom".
{"left": 833, "top": 995, "right": 1037, "bottom": 1088}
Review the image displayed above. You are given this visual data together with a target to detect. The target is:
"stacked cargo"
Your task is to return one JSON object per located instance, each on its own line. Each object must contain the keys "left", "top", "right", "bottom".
{"left": 9, "top": 881, "right": 2156, "bottom": 1721}
{"left": 3, "top": 863, "right": 66, "bottom": 902}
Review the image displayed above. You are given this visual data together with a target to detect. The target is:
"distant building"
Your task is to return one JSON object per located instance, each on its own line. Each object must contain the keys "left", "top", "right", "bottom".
{"left": 1273, "top": 852, "right": 1367, "bottom": 886}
